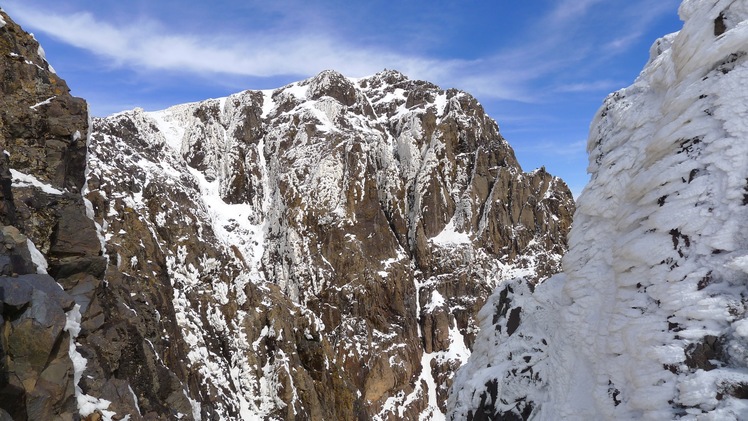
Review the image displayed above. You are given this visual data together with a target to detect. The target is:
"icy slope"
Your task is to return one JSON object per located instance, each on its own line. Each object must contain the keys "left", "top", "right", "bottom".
{"left": 85, "top": 69, "right": 574, "bottom": 419}
{"left": 449, "top": 1, "right": 748, "bottom": 419}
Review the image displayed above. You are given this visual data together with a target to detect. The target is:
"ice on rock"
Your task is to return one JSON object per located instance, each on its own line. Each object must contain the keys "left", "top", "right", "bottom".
{"left": 450, "top": 1, "right": 748, "bottom": 419}
{"left": 430, "top": 218, "right": 471, "bottom": 247}
{"left": 26, "top": 238, "right": 48, "bottom": 274}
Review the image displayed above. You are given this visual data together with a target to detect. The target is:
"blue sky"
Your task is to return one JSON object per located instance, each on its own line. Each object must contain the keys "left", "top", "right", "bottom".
{"left": 2, "top": 1, "right": 682, "bottom": 196}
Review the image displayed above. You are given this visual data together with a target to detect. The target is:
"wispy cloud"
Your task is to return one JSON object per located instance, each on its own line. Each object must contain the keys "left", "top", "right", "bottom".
{"left": 554, "top": 80, "right": 623, "bottom": 93}
{"left": 5, "top": 3, "right": 538, "bottom": 102}
{"left": 605, "top": 32, "right": 645, "bottom": 53}
{"left": 6, "top": 4, "right": 447, "bottom": 79}
{"left": 595, "top": 0, "right": 681, "bottom": 58}
{"left": 513, "top": 139, "right": 587, "bottom": 156}
{"left": 4, "top": 0, "right": 678, "bottom": 106}
{"left": 544, "top": 0, "right": 606, "bottom": 27}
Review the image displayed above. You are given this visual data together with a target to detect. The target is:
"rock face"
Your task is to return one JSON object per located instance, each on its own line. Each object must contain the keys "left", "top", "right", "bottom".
{"left": 0, "top": 9, "right": 575, "bottom": 421}
{"left": 0, "top": 10, "right": 105, "bottom": 421}
{"left": 84, "top": 69, "right": 573, "bottom": 419}
{"left": 449, "top": 1, "right": 748, "bottom": 420}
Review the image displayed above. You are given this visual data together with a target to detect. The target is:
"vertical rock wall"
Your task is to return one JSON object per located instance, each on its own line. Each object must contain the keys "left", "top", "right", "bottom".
{"left": 86, "top": 69, "right": 574, "bottom": 419}
{"left": 0, "top": 10, "right": 103, "bottom": 421}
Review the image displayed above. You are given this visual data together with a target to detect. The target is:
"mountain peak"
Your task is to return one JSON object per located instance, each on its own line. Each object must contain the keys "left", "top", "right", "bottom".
{"left": 306, "top": 69, "right": 359, "bottom": 106}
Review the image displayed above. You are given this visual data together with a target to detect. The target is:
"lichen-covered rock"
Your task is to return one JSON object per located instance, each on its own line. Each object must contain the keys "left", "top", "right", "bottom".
{"left": 0, "top": 13, "right": 87, "bottom": 192}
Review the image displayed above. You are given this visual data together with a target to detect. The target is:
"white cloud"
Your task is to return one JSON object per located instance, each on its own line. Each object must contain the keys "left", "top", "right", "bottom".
{"left": 6, "top": 3, "right": 544, "bottom": 102}
{"left": 545, "top": 0, "right": 606, "bottom": 27}
{"left": 5, "top": 4, "right": 457, "bottom": 81}
{"left": 3, "top": 1, "right": 678, "bottom": 106}
{"left": 515, "top": 139, "right": 588, "bottom": 157}
{"left": 554, "top": 80, "right": 623, "bottom": 93}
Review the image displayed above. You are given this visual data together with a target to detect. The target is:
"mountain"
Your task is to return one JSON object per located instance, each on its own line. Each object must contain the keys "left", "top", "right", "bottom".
{"left": 448, "top": 1, "right": 748, "bottom": 419}
{"left": 84, "top": 70, "right": 573, "bottom": 420}
{"left": 0, "top": 9, "right": 574, "bottom": 421}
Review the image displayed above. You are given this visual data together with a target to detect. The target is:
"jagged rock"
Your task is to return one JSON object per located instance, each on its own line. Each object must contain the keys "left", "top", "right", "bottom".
{"left": 0, "top": 234, "right": 78, "bottom": 421}
{"left": 0, "top": 276, "right": 32, "bottom": 309}
{"left": 48, "top": 205, "right": 101, "bottom": 258}
{"left": 0, "top": 226, "right": 36, "bottom": 276}
{"left": 0, "top": 16, "right": 87, "bottom": 192}
{"left": 0, "top": 10, "right": 103, "bottom": 421}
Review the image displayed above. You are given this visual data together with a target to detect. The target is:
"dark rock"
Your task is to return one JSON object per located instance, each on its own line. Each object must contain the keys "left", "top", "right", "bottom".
{"left": 0, "top": 385, "right": 26, "bottom": 420}
{"left": 49, "top": 256, "right": 107, "bottom": 280}
{"left": 715, "top": 13, "right": 727, "bottom": 36}
{"left": 506, "top": 307, "right": 522, "bottom": 336}
{"left": 49, "top": 205, "right": 101, "bottom": 258}
{"left": 98, "top": 379, "right": 144, "bottom": 421}
{"left": 0, "top": 408, "right": 13, "bottom": 421}
{"left": 684, "top": 335, "right": 722, "bottom": 371}
{"left": 57, "top": 273, "right": 99, "bottom": 314}
{"left": 16, "top": 274, "right": 75, "bottom": 311}
{"left": 0, "top": 277, "right": 33, "bottom": 309}
{"left": 307, "top": 70, "right": 359, "bottom": 106}
{"left": 0, "top": 226, "right": 37, "bottom": 275}
{"left": 0, "top": 10, "right": 102, "bottom": 421}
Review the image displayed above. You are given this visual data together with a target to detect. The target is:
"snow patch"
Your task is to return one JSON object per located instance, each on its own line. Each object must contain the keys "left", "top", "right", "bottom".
{"left": 10, "top": 169, "right": 63, "bottom": 194}
{"left": 430, "top": 219, "right": 470, "bottom": 246}
{"left": 66, "top": 305, "right": 119, "bottom": 420}
{"left": 26, "top": 239, "right": 48, "bottom": 274}
{"left": 30, "top": 96, "right": 55, "bottom": 110}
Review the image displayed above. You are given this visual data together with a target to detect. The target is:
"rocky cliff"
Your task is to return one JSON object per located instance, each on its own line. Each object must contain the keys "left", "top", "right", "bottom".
{"left": 0, "top": 10, "right": 107, "bottom": 421}
{"left": 83, "top": 69, "right": 573, "bottom": 420}
{"left": 0, "top": 8, "right": 575, "bottom": 421}
{"left": 449, "top": 1, "right": 748, "bottom": 419}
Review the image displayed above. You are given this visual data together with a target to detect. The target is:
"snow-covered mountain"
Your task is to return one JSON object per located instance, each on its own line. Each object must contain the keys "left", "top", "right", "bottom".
{"left": 74, "top": 69, "right": 574, "bottom": 420}
{"left": 449, "top": 1, "right": 748, "bottom": 419}
{"left": 0, "top": 8, "right": 575, "bottom": 416}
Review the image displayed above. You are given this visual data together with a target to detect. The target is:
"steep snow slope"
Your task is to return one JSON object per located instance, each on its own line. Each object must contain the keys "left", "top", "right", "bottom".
{"left": 85, "top": 69, "right": 574, "bottom": 419}
{"left": 449, "top": 1, "right": 748, "bottom": 419}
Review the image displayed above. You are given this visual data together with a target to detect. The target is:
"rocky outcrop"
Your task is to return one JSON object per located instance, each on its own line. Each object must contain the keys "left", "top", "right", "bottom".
{"left": 0, "top": 227, "right": 78, "bottom": 421}
{"left": 85, "top": 68, "right": 573, "bottom": 419}
{"left": 449, "top": 1, "right": 748, "bottom": 419}
{"left": 0, "top": 10, "right": 104, "bottom": 421}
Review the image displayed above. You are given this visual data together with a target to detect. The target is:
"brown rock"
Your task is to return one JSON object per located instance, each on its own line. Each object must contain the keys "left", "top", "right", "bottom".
{"left": 49, "top": 205, "right": 101, "bottom": 258}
